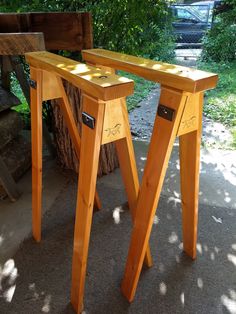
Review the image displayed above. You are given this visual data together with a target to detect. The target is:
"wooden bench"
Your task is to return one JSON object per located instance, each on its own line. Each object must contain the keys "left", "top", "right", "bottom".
{"left": 25, "top": 51, "right": 153, "bottom": 313}
{"left": 82, "top": 49, "right": 218, "bottom": 302}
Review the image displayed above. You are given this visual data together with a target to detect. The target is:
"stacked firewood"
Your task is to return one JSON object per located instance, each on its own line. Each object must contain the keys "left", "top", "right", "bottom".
{"left": 0, "top": 87, "right": 31, "bottom": 199}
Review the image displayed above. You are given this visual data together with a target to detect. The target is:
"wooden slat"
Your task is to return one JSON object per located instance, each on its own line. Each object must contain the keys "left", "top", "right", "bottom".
{"left": 82, "top": 49, "right": 218, "bottom": 93}
{"left": 0, "top": 33, "right": 45, "bottom": 55}
{"left": 25, "top": 51, "right": 134, "bottom": 101}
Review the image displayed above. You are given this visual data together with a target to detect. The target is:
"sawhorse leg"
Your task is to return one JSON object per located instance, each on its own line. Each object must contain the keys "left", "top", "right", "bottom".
{"left": 121, "top": 87, "right": 202, "bottom": 301}
{"left": 70, "top": 95, "right": 152, "bottom": 312}
{"left": 30, "top": 70, "right": 102, "bottom": 242}
{"left": 179, "top": 93, "right": 203, "bottom": 259}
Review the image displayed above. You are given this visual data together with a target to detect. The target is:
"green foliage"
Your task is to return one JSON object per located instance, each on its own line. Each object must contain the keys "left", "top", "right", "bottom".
{"left": 201, "top": 0, "right": 236, "bottom": 62}
{"left": 198, "top": 61, "right": 236, "bottom": 128}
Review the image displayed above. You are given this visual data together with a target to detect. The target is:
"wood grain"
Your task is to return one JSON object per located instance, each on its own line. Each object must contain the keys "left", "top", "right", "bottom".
{"left": 71, "top": 94, "right": 105, "bottom": 313}
{"left": 179, "top": 92, "right": 203, "bottom": 259}
{"left": 82, "top": 49, "right": 218, "bottom": 93}
{"left": 25, "top": 51, "right": 134, "bottom": 101}
{"left": 30, "top": 67, "right": 43, "bottom": 242}
{"left": 121, "top": 87, "right": 188, "bottom": 302}
{"left": 0, "top": 33, "right": 45, "bottom": 55}
{"left": 0, "top": 12, "right": 93, "bottom": 51}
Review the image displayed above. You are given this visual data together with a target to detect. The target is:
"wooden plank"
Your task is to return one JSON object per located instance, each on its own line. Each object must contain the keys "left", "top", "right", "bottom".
{"left": 25, "top": 51, "right": 134, "bottom": 101}
{"left": 30, "top": 67, "right": 43, "bottom": 242}
{"left": 0, "top": 12, "right": 93, "bottom": 51}
{"left": 0, "top": 155, "right": 21, "bottom": 202}
{"left": 70, "top": 94, "right": 105, "bottom": 313}
{"left": 0, "top": 33, "right": 45, "bottom": 55}
{"left": 0, "top": 13, "right": 29, "bottom": 33}
{"left": 29, "top": 12, "right": 84, "bottom": 51}
{"left": 81, "top": 12, "right": 93, "bottom": 49}
{"left": 121, "top": 87, "right": 188, "bottom": 302}
{"left": 179, "top": 92, "right": 203, "bottom": 259}
{"left": 82, "top": 49, "right": 218, "bottom": 93}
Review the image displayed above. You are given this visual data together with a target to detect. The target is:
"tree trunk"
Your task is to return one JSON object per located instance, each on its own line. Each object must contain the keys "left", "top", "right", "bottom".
{"left": 52, "top": 81, "right": 119, "bottom": 177}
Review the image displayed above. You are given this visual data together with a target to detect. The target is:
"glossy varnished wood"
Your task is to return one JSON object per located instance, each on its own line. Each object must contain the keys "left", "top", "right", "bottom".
{"left": 121, "top": 87, "right": 189, "bottom": 301}
{"left": 179, "top": 92, "right": 204, "bottom": 259}
{"left": 82, "top": 49, "right": 218, "bottom": 93}
{"left": 25, "top": 51, "right": 134, "bottom": 101}
{"left": 30, "top": 67, "right": 43, "bottom": 242}
{"left": 71, "top": 94, "right": 105, "bottom": 312}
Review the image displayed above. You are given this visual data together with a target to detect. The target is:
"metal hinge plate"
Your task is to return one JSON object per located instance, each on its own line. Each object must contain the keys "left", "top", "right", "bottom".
{"left": 157, "top": 104, "right": 175, "bottom": 121}
{"left": 29, "top": 79, "right": 37, "bottom": 89}
{"left": 82, "top": 112, "right": 95, "bottom": 129}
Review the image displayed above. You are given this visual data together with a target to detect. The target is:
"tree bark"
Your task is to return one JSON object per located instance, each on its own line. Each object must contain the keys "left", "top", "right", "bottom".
{"left": 52, "top": 81, "right": 119, "bottom": 177}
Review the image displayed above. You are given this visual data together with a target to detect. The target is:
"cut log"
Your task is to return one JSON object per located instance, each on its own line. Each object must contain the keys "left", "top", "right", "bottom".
{"left": 52, "top": 82, "right": 119, "bottom": 177}
{"left": 0, "top": 134, "right": 31, "bottom": 200}
{"left": 0, "top": 87, "right": 21, "bottom": 112}
{"left": 0, "top": 110, "right": 24, "bottom": 149}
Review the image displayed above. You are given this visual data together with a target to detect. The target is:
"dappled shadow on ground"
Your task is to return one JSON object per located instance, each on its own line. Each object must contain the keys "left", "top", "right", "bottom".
{"left": 0, "top": 155, "right": 235, "bottom": 313}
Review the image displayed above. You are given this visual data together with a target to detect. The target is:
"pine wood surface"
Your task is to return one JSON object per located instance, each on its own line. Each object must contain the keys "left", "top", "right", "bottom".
{"left": 82, "top": 49, "right": 218, "bottom": 93}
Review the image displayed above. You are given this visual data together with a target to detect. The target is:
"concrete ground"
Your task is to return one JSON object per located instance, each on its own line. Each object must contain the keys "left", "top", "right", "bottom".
{"left": 0, "top": 138, "right": 235, "bottom": 313}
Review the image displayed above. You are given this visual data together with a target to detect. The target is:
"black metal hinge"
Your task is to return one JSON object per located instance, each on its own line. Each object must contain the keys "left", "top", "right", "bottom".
{"left": 82, "top": 112, "right": 95, "bottom": 129}
{"left": 29, "top": 79, "right": 37, "bottom": 89}
{"left": 157, "top": 104, "right": 175, "bottom": 122}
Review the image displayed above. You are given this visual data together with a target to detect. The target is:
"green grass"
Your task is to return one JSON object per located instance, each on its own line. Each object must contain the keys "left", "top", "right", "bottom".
{"left": 118, "top": 71, "right": 156, "bottom": 111}
{"left": 198, "top": 61, "right": 236, "bottom": 148}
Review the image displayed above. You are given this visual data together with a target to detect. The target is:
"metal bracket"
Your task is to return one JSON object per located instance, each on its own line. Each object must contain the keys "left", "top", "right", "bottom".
{"left": 29, "top": 79, "right": 37, "bottom": 89}
{"left": 82, "top": 112, "right": 95, "bottom": 129}
{"left": 157, "top": 104, "right": 175, "bottom": 121}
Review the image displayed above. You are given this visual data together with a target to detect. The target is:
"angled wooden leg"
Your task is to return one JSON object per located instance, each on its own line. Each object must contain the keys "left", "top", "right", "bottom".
{"left": 55, "top": 77, "right": 102, "bottom": 210}
{"left": 70, "top": 94, "right": 105, "bottom": 313}
{"left": 115, "top": 98, "right": 153, "bottom": 268}
{"left": 121, "top": 87, "right": 188, "bottom": 302}
{"left": 179, "top": 92, "right": 203, "bottom": 259}
{"left": 30, "top": 67, "right": 43, "bottom": 242}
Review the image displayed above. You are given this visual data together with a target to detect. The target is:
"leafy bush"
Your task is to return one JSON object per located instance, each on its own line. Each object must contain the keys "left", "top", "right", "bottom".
{"left": 201, "top": 0, "right": 236, "bottom": 62}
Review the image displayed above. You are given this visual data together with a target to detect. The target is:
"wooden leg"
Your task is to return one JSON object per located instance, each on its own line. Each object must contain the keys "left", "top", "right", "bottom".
{"left": 121, "top": 87, "right": 188, "bottom": 302}
{"left": 115, "top": 98, "right": 153, "bottom": 267}
{"left": 179, "top": 93, "right": 203, "bottom": 259}
{"left": 70, "top": 95, "right": 105, "bottom": 313}
{"left": 30, "top": 68, "right": 43, "bottom": 242}
{"left": 56, "top": 77, "right": 102, "bottom": 210}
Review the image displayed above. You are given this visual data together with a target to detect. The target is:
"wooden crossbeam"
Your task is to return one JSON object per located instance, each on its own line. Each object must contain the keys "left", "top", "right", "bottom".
{"left": 25, "top": 51, "right": 134, "bottom": 100}
{"left": 82, "top": 48, "right": 218, "bottom": 93}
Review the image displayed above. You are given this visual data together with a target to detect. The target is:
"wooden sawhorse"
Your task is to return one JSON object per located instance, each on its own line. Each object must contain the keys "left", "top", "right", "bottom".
{"left": 82, "top": 49, "right": 218, "bottom": 302}
{"left": 25, "top": 51, "right": 152, "bottom": 313}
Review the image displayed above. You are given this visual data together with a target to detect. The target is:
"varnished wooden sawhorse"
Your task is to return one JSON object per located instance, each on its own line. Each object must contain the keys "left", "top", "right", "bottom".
{"left": 25, "top": 51, "right": 152, "bottom": 313}
{"left": 82, "top": 49, "right": 218, "bottom": 302}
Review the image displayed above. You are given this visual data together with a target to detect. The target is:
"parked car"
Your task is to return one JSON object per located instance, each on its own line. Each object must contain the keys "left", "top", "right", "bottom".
{"left": 171, "top": 3, "right": 211, "bottom": 47}
{"left": 171, "top": 1, "right": 225, "bottom": 47}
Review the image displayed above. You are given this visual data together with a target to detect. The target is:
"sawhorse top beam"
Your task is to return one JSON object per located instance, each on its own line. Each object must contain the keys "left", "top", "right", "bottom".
{"left": 82, "top": 48, "right": 218, "bottom": 93}
{"left": 25, "top": 51, "right": 134, "bottom": 100}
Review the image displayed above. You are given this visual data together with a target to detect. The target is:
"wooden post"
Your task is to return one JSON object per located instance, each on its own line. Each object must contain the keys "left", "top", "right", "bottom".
{"left": 30, "top": 67, "right": 43, "bottom": 242}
